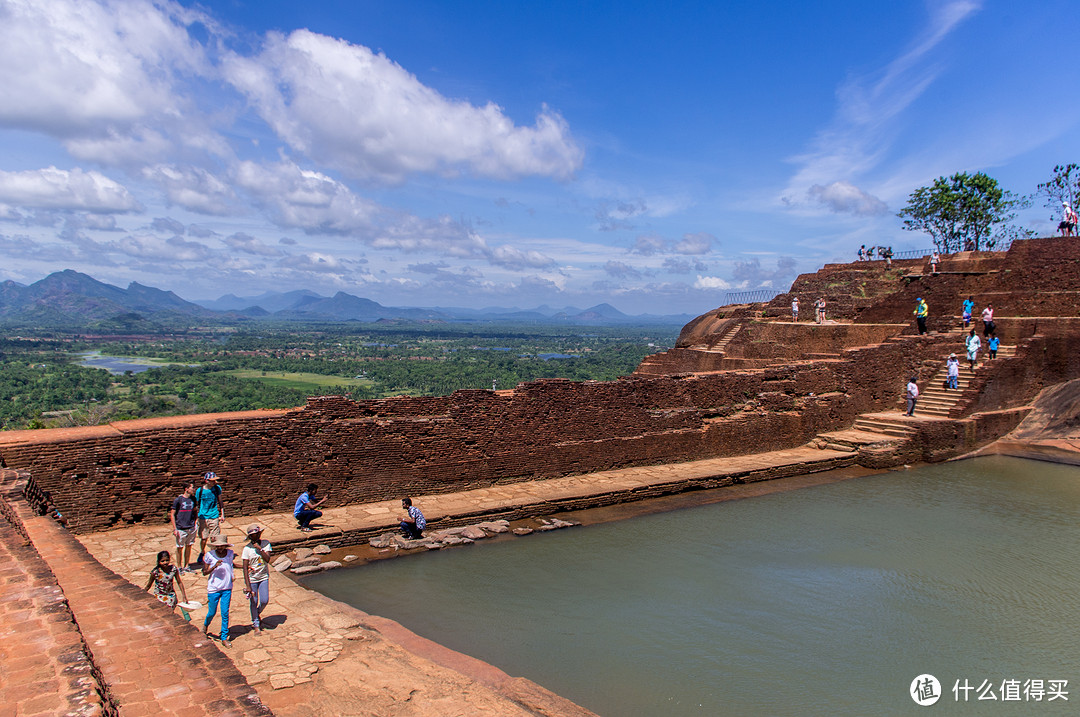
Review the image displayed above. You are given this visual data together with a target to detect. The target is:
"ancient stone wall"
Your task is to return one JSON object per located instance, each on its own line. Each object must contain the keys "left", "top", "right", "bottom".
{"left": 0, "top": 332, "right": 964, "bottom": 534}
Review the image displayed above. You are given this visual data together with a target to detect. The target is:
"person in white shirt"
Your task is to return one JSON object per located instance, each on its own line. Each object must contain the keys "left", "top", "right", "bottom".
{"left": 242, "top": 524, "right": 273, "bottom": 633}
{"left": 905, "top": 377, "right": 919, "bottom": 416}
{"left": 201, "top": 535, "right": 235, "bottom": 646}
{"left": 966, "top": 329, "right": 982, "bottom": 371}
{"left": 791, "top": 296, "right": 799, "bottom": 322}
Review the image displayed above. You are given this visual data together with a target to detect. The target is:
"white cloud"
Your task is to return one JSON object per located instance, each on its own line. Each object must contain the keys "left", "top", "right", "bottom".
{"left": 224, "top": 232, "right": 282, "bottom": 257}
{"left": 0, "top": 167, "right": 141, "bottom": 213}
{"left": 116, "top": 233, "right": 213, "bottom": 261}
{"left": 693, "top": 275, "right": 732, "bottom": 290}
{"left": 0, "top": 0, "right": 209, "bottom": 136}
{"left": 672, "top": 232, "right": 716, "bottom": 255}
{"left": 487, "top": 244, "right": 557, "bottom": 270}
{"left": 142, "top": 165, "right": 236, "bottom": 216}
{"left": 222, "top": 29, "right": 583, "bottom": 183}
{"left": 807, "top": 181, "right": 888, "bottom": 216}
{"left": 234, "top": 160, "right": 382, "bottom": 234}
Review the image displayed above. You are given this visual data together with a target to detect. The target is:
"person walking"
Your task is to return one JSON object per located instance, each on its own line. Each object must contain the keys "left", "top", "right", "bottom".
{"left": 241, "top": 524, "right": 272, "bottom": 633}
{"left": 196, "top": 472, "right": 223, "bottom": 564}
{"left": 965, "top": 329, "right": 982, "bottom": 371}
{"left": 815, "top": 297, "right": 826, "bottom": 324}
{"left": 930, "top": 250, "right": 940, "bottom": 274}
{"left": 883, "top": 246, "right": 893, "bottom": 267}
{"left": 905, "top": 377, "right": 919, "bottom": 417}
{"left": 981, "top": 304, "right": 995, "bottom": 338}
{"left": 961, "top": 296, "right": 974, "bottom": 329}
{"left": 791, "top": 296, "right": 799, "bottom": 322}
{"left": 946, "top": 353, "right": 960, "bottom": 390}
{"left": 202, "top": 535, "right": 235, "bottom": 647}
{"left": 400, "top": 497, "right": 426, "bottom": 540}
{"left": 169, "top": 482, "right": 198, "bottom": 572}
{"left": 988, "top": 334, "right": 1000, "bottom": 359}
{"left": 914, "top": 297, "right": 929, "bottom": 335}
{"left": 1061, "top": 202, "right": 1078, "bottom": 237}
{"left": 144, "top": 550, "right": 191, "bottom": 621}
{"left": 294, "top": 483, "right": 327, "bottom": 532}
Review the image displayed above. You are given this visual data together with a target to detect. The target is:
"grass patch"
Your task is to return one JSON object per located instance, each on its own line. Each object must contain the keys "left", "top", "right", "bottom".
{"left": 224, "top": 369, "right": 373, "bottom": 391}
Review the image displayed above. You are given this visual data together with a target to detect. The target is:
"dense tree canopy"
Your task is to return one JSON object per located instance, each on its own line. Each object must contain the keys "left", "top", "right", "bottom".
{"left": 898, "top": 172, "right": 1031, "bottom": 252}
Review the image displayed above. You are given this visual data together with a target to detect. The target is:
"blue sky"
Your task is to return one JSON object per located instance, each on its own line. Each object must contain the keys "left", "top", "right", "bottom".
{"left": 0, "top": 0, "right": 1076, "bottom": 315}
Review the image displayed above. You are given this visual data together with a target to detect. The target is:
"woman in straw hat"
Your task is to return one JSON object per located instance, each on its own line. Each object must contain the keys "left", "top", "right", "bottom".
{"left": 242, "top": 524, "right": 273, "bottom": 633}
{"left": 202, "top": 534, "right": 236, "bottom": 647}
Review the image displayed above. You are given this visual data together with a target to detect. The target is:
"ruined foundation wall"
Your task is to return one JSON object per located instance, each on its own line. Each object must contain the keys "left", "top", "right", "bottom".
{"left": 0, "top": 334, "right": 962, "bottom": 534}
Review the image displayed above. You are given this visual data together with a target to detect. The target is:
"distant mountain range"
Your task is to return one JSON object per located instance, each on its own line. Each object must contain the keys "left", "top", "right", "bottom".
{"left": 0, "top": 270, "right": 693, "bottom": 330}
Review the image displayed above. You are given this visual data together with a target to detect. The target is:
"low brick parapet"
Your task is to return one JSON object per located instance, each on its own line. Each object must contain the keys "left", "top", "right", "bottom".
{"left": 0, "top": 469, "right": 272, "bottom": 717}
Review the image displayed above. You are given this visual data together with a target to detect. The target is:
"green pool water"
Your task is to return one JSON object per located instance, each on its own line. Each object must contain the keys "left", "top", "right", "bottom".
{"left": 302, "top": 456, "right": 1080, "bottom": 716}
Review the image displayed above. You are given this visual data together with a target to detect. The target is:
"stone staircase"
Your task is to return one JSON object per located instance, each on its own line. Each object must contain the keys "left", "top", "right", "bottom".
{"left": 690, "top": 323, "right": 742, "bottom": 353}
{"left": 915, "top": 343, "right": 1015, "bottom": 417}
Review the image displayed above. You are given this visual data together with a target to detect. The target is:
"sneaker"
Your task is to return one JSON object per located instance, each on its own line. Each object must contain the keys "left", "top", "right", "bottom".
{"left": 299, "top": 527, "right": 313, "bottom": 532}
{"left": 221, "top": 639, "right": 232, "bottom": 648}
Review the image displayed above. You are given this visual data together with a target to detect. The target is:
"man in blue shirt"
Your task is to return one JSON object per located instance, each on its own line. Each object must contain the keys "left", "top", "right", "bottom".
{"left": 294, "top": 483, "right": 327, "bottom": 532}
{"left": 196, "top": 472, "right": 223, "bottom": 562}
{"left": 400, "top": 497, "right": 426, "bottom": 539}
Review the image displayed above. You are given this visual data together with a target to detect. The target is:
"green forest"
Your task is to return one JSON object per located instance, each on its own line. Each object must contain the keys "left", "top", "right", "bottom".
{"left": 0, "top": 324, "right": 675, "bottom": 430}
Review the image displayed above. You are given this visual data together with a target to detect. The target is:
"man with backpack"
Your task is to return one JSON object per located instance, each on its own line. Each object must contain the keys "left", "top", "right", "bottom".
{"left": 196, "top": 472, "right": 224, "bottom": 563}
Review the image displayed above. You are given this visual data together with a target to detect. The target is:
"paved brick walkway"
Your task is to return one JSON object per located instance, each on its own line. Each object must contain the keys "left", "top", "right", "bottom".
{"left": 0, "top": 508, "right": 104, "bottom": 717}
{"left": 75, "top": 445, "right": 855, "bottom": 703}
{"left": 1, "top": 470, "right": 272, "bottom": 717}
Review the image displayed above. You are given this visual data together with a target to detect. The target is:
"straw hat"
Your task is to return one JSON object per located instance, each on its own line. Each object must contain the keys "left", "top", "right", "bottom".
{"left": 208, "top": 535, "right": 232, "bottom": 547}
{"left": 245, "top": 523, "right": 264, "bottom": 536}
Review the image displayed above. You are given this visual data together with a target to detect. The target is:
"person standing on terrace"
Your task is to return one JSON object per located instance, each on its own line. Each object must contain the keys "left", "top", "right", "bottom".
{"left": 966, "top": 329, "right": 982, "bottom": 371}
{"left": 946, "top": 353, "right": 960, "bottom": 390}
{"left": 169, "top": 482, "right": 197, "bottom": 571}
{"left": 791, "top": 296, "right": 799, "bottom": 322}
{"left": 914, "top": 297, "right": 929, "bottom": 335}
{"left": 905, "top": 377, "right": 919, "bottom": 417}
{"left": 815, "top": 297, "right": 826, "bottom": 324}
{"left": 202, "top": 535, "right": 235, "bottom": 647}
{"left": 196, "top": 472, "right": 224, "bottom": 563}
{"left": 930, "top": 250, "right": 940, "bottom": 274}
{"left": 242, "top": 524, "right": 272, "bottom": 633}
{"left": 981, "top": 303, "right": 995, "bottom": 338}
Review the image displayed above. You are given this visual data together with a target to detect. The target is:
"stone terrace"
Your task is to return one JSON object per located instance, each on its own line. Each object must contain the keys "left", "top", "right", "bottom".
{"left": 1, "top": 469, "right": 271, "bottom": 717}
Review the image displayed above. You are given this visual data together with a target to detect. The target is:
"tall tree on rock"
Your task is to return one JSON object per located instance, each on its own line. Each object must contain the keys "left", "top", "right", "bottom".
{"left": 898, "top": 172, "right": 1031, "bottom": 253}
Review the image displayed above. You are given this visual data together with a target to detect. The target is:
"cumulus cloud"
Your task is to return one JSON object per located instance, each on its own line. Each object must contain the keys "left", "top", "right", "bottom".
{"left": 662, "top": 258, "right": 707, "bottom": 274}
{"left": 731, "top": 256, "right": 798, "bottom": 289}
{"left": 693, "top": 276, "right": 732, "bottom": 290}
{"left": 0, "top": 167, "right": 141, "bottom": 213}
{"left": 631, "top": 231, "right": 717, "bottom": 256}
{"left": 150, "top": 217, "right": 185, "bottom": 235}
{"left": 672, "top": 232, "right": 716, "bottom": 255}
{"left": 224, "top": 232, "right": 282, "bottom": 257}
{"left": 143, "top": 165, "right": 236, "bottom": 216}
{"left": 234, "top": 160, "right": 382, "bottom": 235}
{"left": 807, "top": 181, "right": 888, "bottom": 216}
{"left": 603, "top": 261, "right": 642, "bottom": 279}
{"left": 595, "top": 199, "right": 648, "bottom": 231}
{"left": 487, "top": 245, "right": 557, "bottom": 270}
{"left": 116, "top": 233, "right": 213, "bottom": 262}
{"left": 0, "top": 0, "right": 209, "bottom": 136}
{"left": 222, "top": 29, "right": 583, "bottom": 183}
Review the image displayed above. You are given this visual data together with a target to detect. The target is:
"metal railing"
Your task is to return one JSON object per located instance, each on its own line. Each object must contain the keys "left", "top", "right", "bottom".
{"left": 724, "top": 289, "right": 783, "bottom": 304}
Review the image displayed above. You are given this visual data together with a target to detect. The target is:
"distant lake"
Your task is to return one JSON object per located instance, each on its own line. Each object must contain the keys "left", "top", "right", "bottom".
{"left": 76, "top": 352, "right": 189, "bottom": 374}
{"left": 537, "top": 352, "right": 579, "bottom": 360}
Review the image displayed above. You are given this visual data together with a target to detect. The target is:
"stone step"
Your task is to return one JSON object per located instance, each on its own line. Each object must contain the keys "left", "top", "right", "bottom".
{"left": 853, "top": 420, "right": 916, "bottom": 437}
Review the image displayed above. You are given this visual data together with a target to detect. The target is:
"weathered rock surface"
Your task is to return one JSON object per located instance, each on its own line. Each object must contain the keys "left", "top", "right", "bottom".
{"left": 313, "top": 544, "right": 332, "bottom": 555}
{"left": 290, "top": 565, "right": 325, "bottom": 575}
{"left": 293, "top": 547, "right": 314, "bottom": 560}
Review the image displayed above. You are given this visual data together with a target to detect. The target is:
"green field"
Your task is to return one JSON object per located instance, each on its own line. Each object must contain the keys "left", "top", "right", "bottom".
{"left": 224, "top": 369, "right": 373, "bottom": 391}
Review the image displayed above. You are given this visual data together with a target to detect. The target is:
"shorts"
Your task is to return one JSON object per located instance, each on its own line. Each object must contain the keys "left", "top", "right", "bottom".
{"left": 198, "top": 516, "right": 220, "bottom": 540}
{"left": 175, "top": 525, "right": 197, "bottom": 548}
